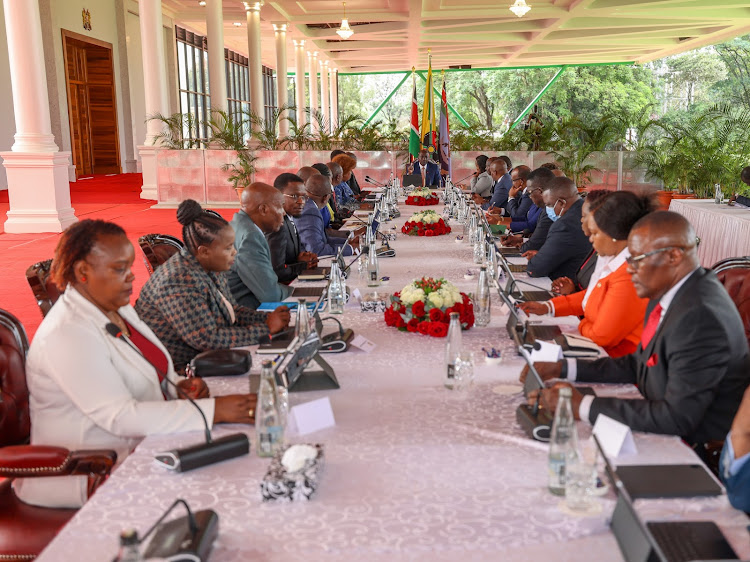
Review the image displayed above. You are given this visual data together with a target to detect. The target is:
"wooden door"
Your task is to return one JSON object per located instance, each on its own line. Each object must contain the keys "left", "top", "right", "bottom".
{"left": 62, "top": 31, "right": 121, "bottom": 178}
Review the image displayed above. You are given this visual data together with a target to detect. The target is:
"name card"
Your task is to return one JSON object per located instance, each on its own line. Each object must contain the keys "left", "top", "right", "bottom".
{"left": 288, "top": 397, "right": 336, "bottom": 436}
{"left": 593, "top": 414, "right": 637, "bottom": 458}
{"left": 529, "top": 340, "right": 563, "bottom": 363}
{"left": 350, "top": 334, "right": 376, "bottom": 353}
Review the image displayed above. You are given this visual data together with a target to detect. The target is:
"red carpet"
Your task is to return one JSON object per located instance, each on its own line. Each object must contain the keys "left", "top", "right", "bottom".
{"left": 0, "top": 174, "right": 237, "bottom": 339}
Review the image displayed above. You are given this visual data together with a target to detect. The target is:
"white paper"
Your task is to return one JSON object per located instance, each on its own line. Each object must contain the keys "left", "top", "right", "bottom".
{"left": 529, "top": 339, "right": 563, "bottom": 362}
{"left": 592, "top": 414, "right": 637, "bottom": 458}
{"left": 288, "top": 397, "right": 336, "bottom": 436}
{"left": 350, "top": 334, "right": 376, "bottom": 352}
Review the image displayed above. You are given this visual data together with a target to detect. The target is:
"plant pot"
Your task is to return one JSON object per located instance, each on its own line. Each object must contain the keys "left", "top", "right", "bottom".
{"left": 655, "top": 190, "right": 674, "bottom": 210}
{"left": 235, "top": 187, "right": 244, "bottom": 203}
{"left": 672, "top": 193, "right": 697, "bottom": 200}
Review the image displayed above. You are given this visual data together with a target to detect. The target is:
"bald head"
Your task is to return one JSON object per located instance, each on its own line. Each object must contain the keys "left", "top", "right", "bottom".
{"left": 306, "top": 174, "right": 332, "bottom": 198}
{"left": 328, "top": 161, "right": 343, "bottom": 184}
{"left": 240, "top": 182, "right": 285, "bottom": 234}
{"left": 631, "top": 211, "right": 698, "bottom": 251}
{"left": 297, "top": 166, "right": 321, "bottom": 183}
{"left": 547, "top": 176, "right": 578, "bottom": 199}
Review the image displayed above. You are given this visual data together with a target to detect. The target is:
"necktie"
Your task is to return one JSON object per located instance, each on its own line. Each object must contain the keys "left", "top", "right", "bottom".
{"left": 421, "top": 165, "right": 426, "bottom": 187}
{"left": 640, "top": 303, "right": 663, "bottom": 349}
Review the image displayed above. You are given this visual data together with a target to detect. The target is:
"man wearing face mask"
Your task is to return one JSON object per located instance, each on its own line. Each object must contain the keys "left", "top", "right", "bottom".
{"left": 526, "top": 176, "right": 592, "bottom": 280}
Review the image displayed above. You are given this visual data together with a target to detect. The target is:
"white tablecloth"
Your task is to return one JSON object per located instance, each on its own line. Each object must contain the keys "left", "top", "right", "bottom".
{"left": 37, "top": 199, "right": 750, "bottom": 561}
{"left": 669, "top": 199, "right": 750, "bottom": 267}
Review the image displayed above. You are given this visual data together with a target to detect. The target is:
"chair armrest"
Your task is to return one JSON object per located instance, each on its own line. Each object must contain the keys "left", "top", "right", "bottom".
{"left": 0, "top": 445, "right": 116, "bottom": 479}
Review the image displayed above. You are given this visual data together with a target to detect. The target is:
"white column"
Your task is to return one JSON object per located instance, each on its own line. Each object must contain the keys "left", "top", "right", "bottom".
{"left": 246, "top": 2, "right": 263, "bottom": 130}
{"left": 273, "top": 23, "right": 289, "bottom": 137}
{"left": 293, "top": 39, "right": 306, "bottom": 128}
{"left": 321, "top": 61, "right": 330, "bottom": 133}
{"left": 308, "top": 51, "right": 319, "bottom": 133}
{"left": 1, "top": 0, "right": 76, "bottom": 233}
{"left": 206, "top": 0, "right": 228, "bottom": 113}
{"left": 330, "top": 67, "right": 339, "bottom": 129}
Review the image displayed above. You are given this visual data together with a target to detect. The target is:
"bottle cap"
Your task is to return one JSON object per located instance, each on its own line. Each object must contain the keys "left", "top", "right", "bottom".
{"left": 449, "top": 312, "right": 460, "bottom": 319}
{"left": 262, "top": 360, "right": 273, "bottom": 369}
{"left": 119, "top": 528, "right": 139, "bottom": 546}
{"left": 560, "top": 387, "right": 572, "bottom": 398}
{"left": 480, "top": 265, "right": 487, "bottom": 270}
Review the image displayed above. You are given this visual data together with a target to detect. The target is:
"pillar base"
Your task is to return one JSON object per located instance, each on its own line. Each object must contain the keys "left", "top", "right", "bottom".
{"left": 137, "top": 145, "right": 161, "bottom": 200}
{"left": 1, "top": 151, "right": 77, "bottom": 233}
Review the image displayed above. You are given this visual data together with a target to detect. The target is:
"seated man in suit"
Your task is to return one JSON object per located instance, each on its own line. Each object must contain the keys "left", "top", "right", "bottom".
{"left": 266, "top": 173, "right": 318, "bottom": 284}
{"left": 523, "top": 211, "right": 750, "bottom": 457}
{"left": 722, "top": 385, "right": 750, "bottom": 512}
{"left": 499, "top": 167, "right": 555, "bottom": 249}
{"left": 502, "top": 165, "right": 534, "bottom": 230}
{"left": 227, "top": 183, "right": 291, "bottom": 309}
{"left": 478, "top": 158, "right": 512, "bottom": 211}
{"left": 296, "top": 174, "right": 358, "bottom": 257}
{"left": 526, "top": 176, "right": 592, "bottom": 280}
{"left": 409, "top": 149, "right": 442, "bottom": 187}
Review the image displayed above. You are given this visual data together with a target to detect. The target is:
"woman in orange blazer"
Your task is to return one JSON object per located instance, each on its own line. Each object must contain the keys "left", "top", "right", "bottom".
{"left": 520, "top": 191, "right": 657, "bottom": 357}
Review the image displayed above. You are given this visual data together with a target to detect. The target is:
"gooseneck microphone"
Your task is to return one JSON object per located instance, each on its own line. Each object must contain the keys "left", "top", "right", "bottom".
{"left": 105, "top": 323, "right": 250, "bottom": 472}
{"left": 454, "top": 171, "right": 476, "bottom": 185}
{"left": 364, "top": 175, "right": 386, "bottom": 187}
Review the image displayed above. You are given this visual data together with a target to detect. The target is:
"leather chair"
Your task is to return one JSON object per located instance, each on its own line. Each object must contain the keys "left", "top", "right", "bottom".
{"left": 0, "top": 309, "right": 116, "bottom": 560}
{"left": 712, "top": 257, "right": 750, "bottom": 345}
{"left": 138, "top": 234, "right": 184, "bottom": 275}
{"left": 25, "top": 260, "right": 62, "bottom": 319}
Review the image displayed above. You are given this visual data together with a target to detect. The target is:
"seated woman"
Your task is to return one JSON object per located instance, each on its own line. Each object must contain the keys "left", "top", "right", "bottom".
{"left": 550, "top": 189, "right": 610, "bottom": 295}
{"left": 460, "top": 155, "right": 493, "bottom": 198}
{"left": 331, "top": 153, "right": 357, "bottom": 206}
{"left": 136, "top": 200, "right": 290, "bottom": 373}
{"left": 17, "top": 219, "right": 256, "bottom": 509}
{"left": 520, "top": 191, "right": 656, "bottom": 358}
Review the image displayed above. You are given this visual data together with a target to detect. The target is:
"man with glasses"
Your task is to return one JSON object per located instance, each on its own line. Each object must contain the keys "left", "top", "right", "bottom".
{"left": 501, "top": 167, "right": 555, "bottom": 250}
{"left": 523, "top": 211, "right": 750, "bottom": 459}
{"left": 266, "top": 173, "right": 319, "bottom": 284}
{"left": 296, "top": 174, "right": 359, "bottom": 257}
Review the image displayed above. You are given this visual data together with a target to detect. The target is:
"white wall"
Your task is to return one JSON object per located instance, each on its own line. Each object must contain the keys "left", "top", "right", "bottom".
{"left": 125, "top": 4, "right": 145, "bottom": 166}
{"left": 0, "top": 1, "right": 17, "bottom": 190}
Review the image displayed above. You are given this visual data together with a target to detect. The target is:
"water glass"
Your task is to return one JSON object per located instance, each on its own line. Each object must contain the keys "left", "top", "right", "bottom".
{"left": 454, "top": 352, "right": 475, "bottom": 390}
{"left": 276, "top": 385, "right": 289, "bottom": 431}
{"left": 565, "top": 461, "right": 598, "bottom": 512}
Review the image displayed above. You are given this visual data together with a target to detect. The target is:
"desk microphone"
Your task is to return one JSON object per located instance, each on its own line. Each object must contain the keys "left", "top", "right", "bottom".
{"left": 454, "top": 171, "right": 476, "bottom": 185}
{"left": 507, "top": 276, "right": 554, "bottom": 299}
{"left": 365, "top": 176, "right": 386, "bottom": 187}
{"left": 105, "top": 323, "right": 250, "bottom": 472}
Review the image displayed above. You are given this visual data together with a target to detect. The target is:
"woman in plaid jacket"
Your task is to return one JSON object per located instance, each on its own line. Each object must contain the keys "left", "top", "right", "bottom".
{"left": 136, "top": 200, "right": 290, "bottom": 373}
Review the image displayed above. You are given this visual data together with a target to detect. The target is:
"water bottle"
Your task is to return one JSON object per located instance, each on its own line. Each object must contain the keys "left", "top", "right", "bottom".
{"left": 328, "top": 262, "right": 346, "bottom": 314}
{"left": 294, "top": 298, "right": 312, "bottom": 339}
{"left": 445, "top": 312, "right": 462, "bottom": 389}
{"left": 475, "top": 265, "right": 491, "bottom": 327}
{"left": 367, "top": 243, "right": 380, "bottom": 287}
{"left": 548, "top": 387, "right": 580, "bottom": 495}
{"left": 256, "top": 360, "right": 284, "bottom": 457}
{"left": 115, "top": 529, "right": 142, "bottom": 562}
{"left": 358, "top": 244, "right": 369, "bottom": 280}
{"left": 473, "top": 225, "right": 485, "bottom": 264}
{"left": 715, "top": 183, "right": 722, "bottom": 204}
{"left": 488, "top": 243, "right": 498, "bottom": 281}
{"left": 468, "top": 214, "right": 478, "bottom": 245}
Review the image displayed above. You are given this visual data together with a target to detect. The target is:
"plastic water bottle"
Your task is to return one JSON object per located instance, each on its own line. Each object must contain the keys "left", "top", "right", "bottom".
{"left": 487, "top": 243, "right": 498, "bottom": 280}
{"left": 367, "top": 243, "right": 380, "bottom": 287}
{"left": 715, "top": 183, "right": 722, "bottom": 204}
{"left": 256, "top": 360, "right": 284, "bottom": 457}
{"left": 445, "top": 312, "right": 462, "bottom": 389}
{"left": 468, "top": 214, "right": 478, "bottom": 245}
{"left": 548, "top": 387, "right": 580, "bottom": 495}
{"left": 294, "top": 298, "right": 311, "bottom": 339}
{"left": 328, "top": 262, "right": 346, "bottom": 314}
{"left": 475, "top": 265, "right": 491, "bottom": 327}
{"left": 115, "top": 529, "right": 142, "bottom": 561}
{"left": 473, "top": 225, "right": 485, "bottom": 264}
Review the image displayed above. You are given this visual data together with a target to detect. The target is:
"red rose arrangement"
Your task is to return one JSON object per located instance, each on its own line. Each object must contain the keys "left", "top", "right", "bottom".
{"left": 401, "top": 210, "right": 452, "bottom": 237}
{"left": 405, "top": 194, "right": 440, "bottom": 206}
{"left": 384, "top": 277, "right": 474, "bottom": 338}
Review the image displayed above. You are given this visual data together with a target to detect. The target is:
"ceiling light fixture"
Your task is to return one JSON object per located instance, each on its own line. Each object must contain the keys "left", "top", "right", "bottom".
{"left": 199, "top": 0, "right": 206, "bottom": 5}
{"left": 336, "top": 2, "right": 354, "bottom": 40}
{"left": 233, "top": 22, "right": 242, "bottom": 26}
{"left": 509, "top": 0, "right": 531, "bottom": 17}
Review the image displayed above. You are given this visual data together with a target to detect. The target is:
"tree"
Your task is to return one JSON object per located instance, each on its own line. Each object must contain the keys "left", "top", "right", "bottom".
{"left": 714, "top": 35, "right": 750, "bottom": 110}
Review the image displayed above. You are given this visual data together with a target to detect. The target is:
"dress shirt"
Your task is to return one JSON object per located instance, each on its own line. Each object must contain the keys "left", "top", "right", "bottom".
{"left": 581, "top": 248, "right": 629, "bottom": 310}
{"left": 723, "top": 433, "right": 750, "bottom": 477}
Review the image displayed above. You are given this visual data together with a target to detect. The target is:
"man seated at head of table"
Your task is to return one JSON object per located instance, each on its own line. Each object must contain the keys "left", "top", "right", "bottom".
{"left": 16, "top": 219, "right": 257, "bottom": 508}
{"left": 265, "top": 173, "right": 319, "bottom": 284}
{"left": 499, "top": 167, "right": 556, "bottom": 252}
{"left": 722, "top": 385, "right": 750, "bottom": 512}
{"left": 136, "top": 200, "right": 290, "bottom": 373}
{"left": 525, "top": 176, "right": 592, "bottom": 280}
{"left": 519, "top": 191, "right": 656, "bottom": 358}
{"left": 523, "top": 211, "right": 750, "bottom": 460}
{"left": 297, "top": 174, "right": 358, "bottom": 257}
{"left": 227, "top": 183, "right": 294, "bottom": 309}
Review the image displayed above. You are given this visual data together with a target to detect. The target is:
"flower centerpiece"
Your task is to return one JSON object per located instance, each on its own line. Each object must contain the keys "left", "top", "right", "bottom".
{"left": 401, "top": 210, "right": 452, "bottom": 237}
{"left": 405, "top": 187, "right": 440, "bottom": 206}
{"left": 384, "top": 277, "right": 474, "bottom": 337}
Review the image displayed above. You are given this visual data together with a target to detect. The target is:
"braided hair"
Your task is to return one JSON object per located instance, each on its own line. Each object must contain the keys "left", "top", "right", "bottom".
{"left": 176, "top": 199, "right": 229, "bottom": 255}
{"left": 51, "top": 219, "right": 127, "bottom": 289}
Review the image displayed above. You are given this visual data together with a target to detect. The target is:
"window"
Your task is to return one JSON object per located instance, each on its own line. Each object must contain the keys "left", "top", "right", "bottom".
{"left": 263, "top": 66, "right": 277, "bottom": 124}
{"left": 225, "top": 49, "right": 251, "bottom": 140}
{"left": 175, "top": 27, "right": 210, "bottom": 142}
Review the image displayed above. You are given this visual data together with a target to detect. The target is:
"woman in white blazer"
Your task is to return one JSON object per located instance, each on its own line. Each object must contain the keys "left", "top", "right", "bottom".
{"left": 16, "top": 220, "right": 256, "bottom": 509}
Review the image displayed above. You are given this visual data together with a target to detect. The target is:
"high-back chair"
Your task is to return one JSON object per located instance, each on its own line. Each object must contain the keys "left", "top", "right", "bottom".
{"left": 0, "top": 309, "right": 116, "bottom": 560}
{"left": 712, "top": 257, "right": 750, "bottom": 345}
{"left": 25, "top": 260, "right": 62, "bottom": 318}
{"left": 138, "top": 233, "right": 184, "bottom": 275}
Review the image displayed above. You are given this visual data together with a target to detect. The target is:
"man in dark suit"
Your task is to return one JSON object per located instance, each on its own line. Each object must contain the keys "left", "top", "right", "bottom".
{"left": 524, "top": 211, "right": 750, "bottom": 452}
{"left": 296, "top": 174, "right": 358, "bottom": 257}
{"left": 722, "top": 386, "right": 750, "bottom": 512}
{"left": 266, "top": 173, "right": 318, "bottom": 284}
{"left": 479, "top": 158, "right": 512, "bottom": 211}
{"left": 505, "top": 165, "right": 532, "bottom": 224}
{"left": 409, "top": 149, "right": 442, "bottom": 187}
{"left": 501, "top": 167, "right": 555, "bottom": 249}
{"left": 526, "top": 176, "right": 592, "bottom": 279}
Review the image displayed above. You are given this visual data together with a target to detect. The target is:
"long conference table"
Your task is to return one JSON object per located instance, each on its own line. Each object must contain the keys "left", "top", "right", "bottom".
{"left": 38, "top": 196, "right": 750, "bottom": 561}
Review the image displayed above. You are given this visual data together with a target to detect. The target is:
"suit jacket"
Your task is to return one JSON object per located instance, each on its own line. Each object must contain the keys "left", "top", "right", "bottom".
{"left": 720, "top": 443, "right": 750, "bottom": 512}
{"left": 528, "top": 198, "right": 592, "bottom": 280}
{"left": 227, "top": 210, "right": 291, "bottom": 309}
{"left": 507, "top": 192, "right": 533, "bottom": 223}
{"left": 296, "top": 198, "right": 353, "bottom": 257}
{"left": 17, "top": 286, "right": 214, "bottom": 508}
{"left": 520, "top": 211, "right": 552, "bottom": 252}
{"left": 575, "top": 268, "right": 750, "bottom": 445}
{"left": 136, "top": 249, "right": 269, "bottom": 372}
{"left": 266, "top": 215, "right": 305, "bottom": 284}
{"left": 483, "top": 174, "right": 512, "bottom": 211}
{"left": 510, "top": 203, "right": 542, "bottom": 234}
{"left": 410, "top": 160, "right": 442, "bottom": 186}
{"left": 550, "top": 262, "right": 648, "bottom": 357}
{"left": 470, "top": 171, "right": 493, "bottom": 198}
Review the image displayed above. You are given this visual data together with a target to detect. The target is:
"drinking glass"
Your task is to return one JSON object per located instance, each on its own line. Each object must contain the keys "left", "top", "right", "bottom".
{"left": 454, "top": 351, "right": 474, "bottom": 390}
{"left": 565, "top": 460, "right": 598, "bottom": 512}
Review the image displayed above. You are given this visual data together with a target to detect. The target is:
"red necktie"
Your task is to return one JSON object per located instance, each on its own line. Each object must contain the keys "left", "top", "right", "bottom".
{"left": 640, "top": 304, "right": 663, "bottom": 349}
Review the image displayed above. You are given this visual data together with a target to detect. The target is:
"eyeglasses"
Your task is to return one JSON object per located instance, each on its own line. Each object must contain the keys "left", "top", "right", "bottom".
{"left": 284, "top": 194, "right": 308, "bottom": 202}
{"left": 626, "top": 246, "right": 682, "bottom": 269}
{"left": 512, "top": 178, "right": 524, "bottom": 184}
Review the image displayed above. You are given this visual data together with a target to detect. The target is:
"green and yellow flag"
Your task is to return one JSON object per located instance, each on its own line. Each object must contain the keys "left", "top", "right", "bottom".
{"left": 409, "top": 69, "right": 420, "bottom": 162}
{"left": 420, "top": 55, "right": 437, "bottom": 154}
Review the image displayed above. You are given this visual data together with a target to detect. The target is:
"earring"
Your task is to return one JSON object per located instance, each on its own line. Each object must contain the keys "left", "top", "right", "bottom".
{"left": 612, "top": 238, "right": 617, "bottom": 242}
{"left": 81, "top": 276, "right": 87, "bottom": 282}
